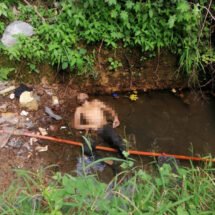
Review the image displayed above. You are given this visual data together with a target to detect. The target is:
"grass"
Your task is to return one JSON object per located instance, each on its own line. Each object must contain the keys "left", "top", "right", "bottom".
{"left": 0, "top": 160, "right": 214, "bottom": 215}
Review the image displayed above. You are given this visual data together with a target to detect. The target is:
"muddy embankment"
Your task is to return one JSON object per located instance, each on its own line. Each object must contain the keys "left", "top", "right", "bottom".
{"left": 77, "top": 48, "right": 187, "bottom": 93}
{"left": 1, "top": 48, "right": 187, "bottom": 93}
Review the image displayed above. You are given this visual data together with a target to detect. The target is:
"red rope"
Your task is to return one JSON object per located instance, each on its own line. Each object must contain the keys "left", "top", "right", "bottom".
{"left": 0, "top": 129, "right": 215, "bottom": 163}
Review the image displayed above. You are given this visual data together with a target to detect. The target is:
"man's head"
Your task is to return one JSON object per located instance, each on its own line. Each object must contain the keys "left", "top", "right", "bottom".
{"left": 77, "top": 93, "right": 89, "bottom": 105}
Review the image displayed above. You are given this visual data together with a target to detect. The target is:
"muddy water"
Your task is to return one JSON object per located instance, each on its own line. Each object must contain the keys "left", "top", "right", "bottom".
{"left": 40, "top": 91, "right": 215, "bottom": 181}
{"left": 101, "top": 91, "right": 215, "bottom": 157}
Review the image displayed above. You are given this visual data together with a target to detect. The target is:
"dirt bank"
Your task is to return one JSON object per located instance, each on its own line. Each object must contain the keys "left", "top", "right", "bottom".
{"left": 73, "top": 48, "right": 187, "bottom": 93}
{"left": 1, "top": 48, "right": 187, "bottom": 94}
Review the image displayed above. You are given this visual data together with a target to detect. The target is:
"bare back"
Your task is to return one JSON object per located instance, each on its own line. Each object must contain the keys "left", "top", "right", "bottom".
{"left": 74, "top": 98, "right": 120, "bottom": 130}
{"left": 82, "top": 100, "right": 107, "bottom": 128}
{"left": 74, "top": 100, "right": 108, "bottom": 130}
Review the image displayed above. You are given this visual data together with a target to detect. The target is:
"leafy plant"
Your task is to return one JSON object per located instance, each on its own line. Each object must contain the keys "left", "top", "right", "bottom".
{"left": 0, "top": 0, "right": 213, "bottom": 80}
{"left": 0, "top": 67, "right": 15, "bottom": 80}
{"left": 0, "top": 3, "right": 10, "bottom": 18}
{"left": 27, "top": 63, "right": 39, "bottom": 73}
{"left": 108, "top": 57, "right": 122, "bottom": 71}
{"left": 0, "top": 163, "right": 215, "bottom": 214}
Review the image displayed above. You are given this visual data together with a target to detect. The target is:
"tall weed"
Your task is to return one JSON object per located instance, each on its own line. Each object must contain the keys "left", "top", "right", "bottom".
{"left": 0, "top": 163, "right": 214, "bottom": 214}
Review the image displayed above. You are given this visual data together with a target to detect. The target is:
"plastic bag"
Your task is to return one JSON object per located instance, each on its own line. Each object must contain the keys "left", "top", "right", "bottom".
{"left": 1, "top": 21, "right": 34, "bottom": 47}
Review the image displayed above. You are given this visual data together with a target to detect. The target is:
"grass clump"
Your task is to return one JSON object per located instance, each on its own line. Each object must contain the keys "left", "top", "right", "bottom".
{"left": 0, "top": 163, "right": 214, "bottom": 214}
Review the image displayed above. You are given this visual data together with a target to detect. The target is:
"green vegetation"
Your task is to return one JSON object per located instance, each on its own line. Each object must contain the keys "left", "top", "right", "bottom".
{"left": 0, "top": 0, "right": 214, "bottom": 80}
{"left": 108, "top": 57, "right": 122, "bottom": 71}
{"left": 0, "top": 163, "right": 214, "bottom": 214}
{"left": 0, "top": 67, "right": 15, "bottom": 80}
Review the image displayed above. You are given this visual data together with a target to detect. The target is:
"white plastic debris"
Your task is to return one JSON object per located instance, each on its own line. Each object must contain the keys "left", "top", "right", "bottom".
{"left": 38, "top": 127, "right": 48, "bottom": 136}
{"left": 171, "top": 88, "right": 177, "bottom": 93}
{"left": 35, "top": 145, "right": 48, "bottom": 152}
{"left": 1, "top": 21, "right": 34, "bottom": 47}
{"left": 20, "top": 110, "right": 29, "bottom": 116}
{"left": 76, "top": 156, "right": 106, "bottom": 176}
{"left": 9, "top": 93, "right": 15, "bottom": 99}
{"left": 30, "top": 137, "right": 38, "bottom": 145}
{"left": 45, "top": 106, "right": 62, "bottom": 120}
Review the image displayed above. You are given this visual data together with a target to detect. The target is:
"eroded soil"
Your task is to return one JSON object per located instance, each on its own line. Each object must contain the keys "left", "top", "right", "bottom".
{"left": 1, "top": 80, "right": 214, "bottom": 193}
{"left": 0, "top": 82, "right": 129, "bottom": 193}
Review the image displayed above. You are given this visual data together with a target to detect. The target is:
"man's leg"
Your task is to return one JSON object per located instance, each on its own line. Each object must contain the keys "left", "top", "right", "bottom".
{"left": 82, "top": 134, "right": 96, "bottom": 157}
{"left": 98, "top": 125, "right": 126, "bottom": 158}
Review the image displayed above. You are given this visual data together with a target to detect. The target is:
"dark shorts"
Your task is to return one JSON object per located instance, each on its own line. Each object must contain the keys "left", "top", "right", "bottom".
{"left": 97, "top": 124, "right": 125, "bottom": 155}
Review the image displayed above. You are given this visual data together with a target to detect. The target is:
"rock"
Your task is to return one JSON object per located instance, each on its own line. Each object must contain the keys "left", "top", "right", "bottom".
{"left": 0, "top": 112, "right": 19, "bottom": 124}
{"left": 41, "top": 76, "right": 49, "bottom": 86}
{"left": 38, "top": 127, "right": 48, "bottom": 136}
{"left": 1, "top": 21, "right": 34, "bottom": 47}
{"left": 7, "top": 137, "right": 24, "bottom": 148}
{"left": 49, "top": 124, "right": 59, "bottom": 132}
{"left": 76, "top": 156, "right": 106, "bottom": 176}
{"left": 19, "top": 91, "right": 39, "bottom": 111}
{"left": 20, "top": 110, "right": 29, "bottom": 116}
{"left": 24, "top": 121, "right": 34, "bottom": 129}
{"left": 0, "top": 127, "right": 14, "bottom": 148}
{"left": 52, "top": 96, "right": 59, "bottom": 106}
{"left": 0, "top": 104, "right": 8, "bottom": 112}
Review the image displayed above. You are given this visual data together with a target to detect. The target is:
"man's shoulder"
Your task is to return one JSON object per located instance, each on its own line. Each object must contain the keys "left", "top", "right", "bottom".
{"left": 75, "top": 106, "right": 83, "bottom": 112}
{"left": 91, "top": 99, "right": 104, "bottom": 105}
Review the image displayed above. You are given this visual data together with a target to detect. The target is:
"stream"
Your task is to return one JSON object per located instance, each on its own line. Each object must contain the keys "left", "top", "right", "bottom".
{"left": 101, "top": 91, "right": 215, "bottom": 157}
{"left": 39, "top": 90, "right": 215, "bottom": 181}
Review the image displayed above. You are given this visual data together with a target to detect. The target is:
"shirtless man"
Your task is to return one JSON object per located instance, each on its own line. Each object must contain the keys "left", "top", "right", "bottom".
{"left": 73, "top": 93, "right": 126, "bottom": 158}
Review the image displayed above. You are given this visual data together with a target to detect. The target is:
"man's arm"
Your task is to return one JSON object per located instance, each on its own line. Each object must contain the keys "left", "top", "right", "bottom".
{"left": 73, "top": 107, "right": 97, "bottom": 130}
{"left": 94, "top": 100, "right": 120, "bottom": 128}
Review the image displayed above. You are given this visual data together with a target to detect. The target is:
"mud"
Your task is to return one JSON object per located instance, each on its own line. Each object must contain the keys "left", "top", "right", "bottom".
{"left": 0, "top": 83, "right": 119, "bottom": 193}
{"left": 1, "top": 48, "right": 187, "bottom": 94}
{"left": 0, "top": 81, "right": 215, "bottom": 193}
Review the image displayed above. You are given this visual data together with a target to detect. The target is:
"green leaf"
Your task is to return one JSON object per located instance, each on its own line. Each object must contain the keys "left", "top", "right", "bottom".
{"left": 106, "top": 0, "right": 117, "bottom": 6}
{"left": 149, "top": 9, "right": 153, "bottom": 18}
{"left": 168, "top": 15, "right": 176, "bottom": 28}
{"left": 125, "top": 1, "right": 134, "bottom": 10}
{"left": 120, "top": 11, "right": 128, "bottom": 21}
{"left": 79, "top": 48, "right": 87, "bottom": 55}
{"left": 134, "top": 3, "right": 141, "bottom": 12}
{"left": 177, "top": 206, "right": 189, "bottom": 215}
{"left": 62, "top": 62, "right": 68, "bottom": 70}
{"left": 110, "top": 9, "right": 118, "bottom": 18}
{"left": 177, "top": 1, "right": 190, "bottom": 12}
{"left": 0, "top": 67, "right": 15, "bottom": 80}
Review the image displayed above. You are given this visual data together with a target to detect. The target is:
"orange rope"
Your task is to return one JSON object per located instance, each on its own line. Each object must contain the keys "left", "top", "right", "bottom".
{"left": 0, "top": 129, "right": 215, "bottom": 163}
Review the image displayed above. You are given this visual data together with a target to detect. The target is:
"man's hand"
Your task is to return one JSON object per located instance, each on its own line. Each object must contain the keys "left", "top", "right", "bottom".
{"left": 113, "top": 117, "right": 120, "bottom": 128}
